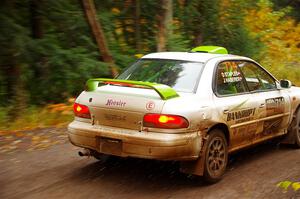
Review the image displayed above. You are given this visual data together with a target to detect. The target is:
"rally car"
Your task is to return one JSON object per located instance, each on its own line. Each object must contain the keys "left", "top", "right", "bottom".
{"left": 68, "top": 46, "right": 300, "bottom": 183}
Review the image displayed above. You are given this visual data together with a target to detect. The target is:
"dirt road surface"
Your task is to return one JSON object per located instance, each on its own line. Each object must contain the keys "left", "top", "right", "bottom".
{"left": 0, "top": 128, "right": 300, "bottom": 199}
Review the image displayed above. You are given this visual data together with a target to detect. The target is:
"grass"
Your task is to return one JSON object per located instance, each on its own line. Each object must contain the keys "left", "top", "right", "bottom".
{"left": 0, "top": 100, "right": 74, "bottom": 131}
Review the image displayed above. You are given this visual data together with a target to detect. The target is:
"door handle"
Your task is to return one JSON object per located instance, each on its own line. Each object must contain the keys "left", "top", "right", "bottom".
{"left": 259, "top": 103, "right": 265, "bottom": 108}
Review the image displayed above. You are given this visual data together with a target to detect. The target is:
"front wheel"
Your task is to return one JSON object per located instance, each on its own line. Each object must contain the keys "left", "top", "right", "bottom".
{"left": 289, "top": 110, "right": 300, "bottom": 148}
{"left": 203, "top": 129, "right": 228, "bottom": 183}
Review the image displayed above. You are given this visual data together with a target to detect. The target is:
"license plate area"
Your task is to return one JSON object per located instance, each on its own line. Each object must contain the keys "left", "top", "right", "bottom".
{"left": 90, "top": 107, "right": 142, "bottom": 131}
{"left": 98, "top": 137, "right": 122, "bottom": 155}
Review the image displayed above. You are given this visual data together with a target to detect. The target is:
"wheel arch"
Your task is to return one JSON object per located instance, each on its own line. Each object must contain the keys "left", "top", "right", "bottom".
{"left": 207, "top": 123, "right": 230, "bottom": 146}
{"left": 179, "top": 122, "right": 230, "bottom": 178}
{"left": 293, "top": 104, "right": 300, "bottom": 118}
{"left": 289, "top": 103, "right": 300, "bottom": 127}
{"left": 281, "top": 103, "right": 300, "bottom": 145}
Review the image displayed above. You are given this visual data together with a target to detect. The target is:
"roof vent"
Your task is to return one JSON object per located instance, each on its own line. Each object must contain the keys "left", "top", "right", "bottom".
{"left": 190, "top": 46, "right": 228, "bottom": 54}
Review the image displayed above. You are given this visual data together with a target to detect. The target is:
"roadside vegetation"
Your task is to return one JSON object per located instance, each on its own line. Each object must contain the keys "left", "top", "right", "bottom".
{"left": 0, "top": 100, "right": 73, "bottom": 131}
{"left": 0, "top": 0, "right": 300, "bottom": 130}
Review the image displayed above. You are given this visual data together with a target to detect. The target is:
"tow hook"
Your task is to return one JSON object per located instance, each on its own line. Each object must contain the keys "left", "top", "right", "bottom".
{"left": 78, "top": 149, "right": 91, "bottom": 157}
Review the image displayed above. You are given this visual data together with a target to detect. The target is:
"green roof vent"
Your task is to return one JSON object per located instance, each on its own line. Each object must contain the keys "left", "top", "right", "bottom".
{"left": 191, "top": 46, "right": 228, "bottom": 54}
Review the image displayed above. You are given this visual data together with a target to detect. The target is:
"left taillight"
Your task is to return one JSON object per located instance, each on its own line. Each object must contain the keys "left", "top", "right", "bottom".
{"left": 73, "top": 103, "right": 91, "bottom": 119}
{"left": 143, "top": 113, "right": 189, "bottom": 129}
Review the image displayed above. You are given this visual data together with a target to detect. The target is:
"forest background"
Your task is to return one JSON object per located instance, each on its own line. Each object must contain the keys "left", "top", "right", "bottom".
{"left": 0, "top": 0, "right": 300, "bottom": 130}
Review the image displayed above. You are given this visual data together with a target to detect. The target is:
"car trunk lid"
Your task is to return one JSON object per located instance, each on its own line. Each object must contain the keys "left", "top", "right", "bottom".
{"left": 79, "top": 85, "right": 168, "bottom": 131}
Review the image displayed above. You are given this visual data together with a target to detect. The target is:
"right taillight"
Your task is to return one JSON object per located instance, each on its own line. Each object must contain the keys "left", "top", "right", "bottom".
{"left": 73, "top": 103, "right": 91, "bottom": 119}
{"left": 143, "top": 113, "right": 189, "bottom": 129}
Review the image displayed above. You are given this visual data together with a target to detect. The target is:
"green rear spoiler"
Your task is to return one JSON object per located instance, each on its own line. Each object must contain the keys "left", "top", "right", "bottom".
{"left": 86, "top": 78, "right": 179, "bottom": 100}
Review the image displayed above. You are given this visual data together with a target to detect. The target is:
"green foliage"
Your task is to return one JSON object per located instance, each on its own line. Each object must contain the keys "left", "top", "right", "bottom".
{"left": 0, "top": 105, "right": 73, "bottom": 131}
{"left": 0, "top": 0, "right": 124, "bottom": 105}
{"left": 245, "top": 0, "right": 300, "bottom": 86}
{"left": 272, "top": 0, "right": 300, "bottom": 21}
{"left": 217, "top": 0, "right": 262, "bottom": 58}
{"left": 0, "top": 0, "right": 299, "bottom": 111}
{"left": 175, "top": 0, "right": 262, "bottom": 57}
{"left": 167, "top": 24, "right": 190, "bottom": 51}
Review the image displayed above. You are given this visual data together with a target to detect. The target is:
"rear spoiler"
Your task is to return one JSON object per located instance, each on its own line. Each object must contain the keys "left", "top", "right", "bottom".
{"left": 86, "top": 78, "right": 179, "bottom": 100}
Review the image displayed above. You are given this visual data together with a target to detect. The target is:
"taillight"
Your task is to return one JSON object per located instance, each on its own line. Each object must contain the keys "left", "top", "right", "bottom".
{"left": 73, "top": 103, "right": 91, "bottom": 119}
{"left": 143, "top": 113, "right": 189, "bottom": 129}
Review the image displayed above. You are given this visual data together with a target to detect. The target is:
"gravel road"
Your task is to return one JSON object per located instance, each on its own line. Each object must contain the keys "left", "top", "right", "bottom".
{"left": 0, "top": 128, "right": 300, "bottom": 199}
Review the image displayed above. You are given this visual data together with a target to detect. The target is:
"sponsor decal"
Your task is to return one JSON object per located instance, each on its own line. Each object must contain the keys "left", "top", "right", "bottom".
{"left": 266, "top": 97, "right": 285, "bottom": 107}
{"left": 221, "top": 62, "right": 243, "bottom": 83}
{"left": 146, "top": 101, "right": 155, "bottom": 110}
{"left": 231, "top": 123, "right": 258, "bottom": 146}
{"left": 266, "top": 97, "right": 285, "bottom": 116}
{"left": 105, "top": 99, "right": 126, "bottom": 107}
{"left": 227, "top": 108, "right": 256, "bottom": 123}
{"left": 221, "top": 71, "right": 243, "bottom": 83}
{"left": 263, "top": 118, "right": 283, "bottom": 136}
{"left": 231, "top": 99, "right": 249, "bottom": 111}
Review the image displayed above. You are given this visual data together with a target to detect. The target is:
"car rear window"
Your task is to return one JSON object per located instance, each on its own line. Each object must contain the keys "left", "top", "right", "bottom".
{"left": 117, "top": 59, "right": 204, "bottom": 93}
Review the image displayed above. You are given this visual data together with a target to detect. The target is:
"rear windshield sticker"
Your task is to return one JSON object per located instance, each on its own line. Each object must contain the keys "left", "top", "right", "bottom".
{"left": 221, "top": 62, "right": 243, "bottom": 83}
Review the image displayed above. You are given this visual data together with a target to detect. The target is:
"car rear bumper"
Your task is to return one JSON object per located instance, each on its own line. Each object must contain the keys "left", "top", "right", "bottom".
{"left": 68, "top": 120, "right": 202, "bottom": 160}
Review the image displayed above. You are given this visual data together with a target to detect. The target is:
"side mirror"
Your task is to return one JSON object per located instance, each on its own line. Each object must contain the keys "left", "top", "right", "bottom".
{"left": 280, "top": 79, "right": 292, "bottom": 89}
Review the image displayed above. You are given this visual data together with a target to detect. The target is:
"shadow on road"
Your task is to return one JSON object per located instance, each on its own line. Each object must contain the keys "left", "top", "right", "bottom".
{"left": 69, "top": 141, "right": 293, "bottom": 191}
{"left": 2, "top": 140, "right": 298, "bottom": 199}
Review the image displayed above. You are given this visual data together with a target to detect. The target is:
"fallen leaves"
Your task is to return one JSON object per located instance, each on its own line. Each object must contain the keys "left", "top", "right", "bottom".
{"left": 0, "top": 128, "right": 68, "bottom": 154}
{"left": 277, "top": 180, "right": 300, "bottom": 192}
{"left": 0, "top": 99, "right": 75, "bottom": 154}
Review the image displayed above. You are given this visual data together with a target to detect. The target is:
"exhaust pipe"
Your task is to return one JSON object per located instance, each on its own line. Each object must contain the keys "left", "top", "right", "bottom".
{"left": 78, "top": 149, "right": 91, "bottom": 157}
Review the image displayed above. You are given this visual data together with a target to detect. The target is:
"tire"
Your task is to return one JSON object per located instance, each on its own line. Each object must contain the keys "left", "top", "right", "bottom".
{"left": 203, "top": 129, "right": 228, "bottom": 183}
{"left": 289, "top": 110, "right": 300, "bottom": 148}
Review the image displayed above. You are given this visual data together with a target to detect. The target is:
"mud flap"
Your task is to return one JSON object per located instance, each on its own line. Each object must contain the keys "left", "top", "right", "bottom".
{"left": 180, "top": 134, "right": 209, "bottom": 176}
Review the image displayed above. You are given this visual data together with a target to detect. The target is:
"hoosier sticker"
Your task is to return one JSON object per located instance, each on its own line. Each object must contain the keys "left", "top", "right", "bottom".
{"left": 105, "top": 99, "right": 126, "bottom": 107}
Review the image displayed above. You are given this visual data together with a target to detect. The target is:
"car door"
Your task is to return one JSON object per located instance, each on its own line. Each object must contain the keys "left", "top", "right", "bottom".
{"left": 213, "top": 61, "right": 263, "bottom": 151}
{"left": 238, "top": 61, "right": 291, "bottom": 142}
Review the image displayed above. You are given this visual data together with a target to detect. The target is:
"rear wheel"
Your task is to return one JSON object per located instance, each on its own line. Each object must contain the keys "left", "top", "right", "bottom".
{"left": 203, "top": 129, "right": 228, "bottom": 183}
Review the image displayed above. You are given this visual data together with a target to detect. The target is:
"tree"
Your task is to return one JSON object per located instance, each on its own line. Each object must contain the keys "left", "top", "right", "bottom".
{"left": 134, "top": 0, "right": 141, "bottom": 52}
{"left": 30, "top": 0, "right": 43, "bottom": 39}
{"left": 245, "top": 0, "right": 300, "bottom": 85}
{"left": 157, "top": 0, "right": 173, "bottom": 52}
{"left": 81, "top": 0, "right": 118, "bottom": 77}
{"left": 0, "top": 0, "right": 29, "bottom": 118}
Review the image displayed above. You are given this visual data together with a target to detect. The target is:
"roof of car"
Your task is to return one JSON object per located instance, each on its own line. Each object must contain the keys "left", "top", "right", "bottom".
{"left": 141, "top": 52, "right": 242, "bottom": 63}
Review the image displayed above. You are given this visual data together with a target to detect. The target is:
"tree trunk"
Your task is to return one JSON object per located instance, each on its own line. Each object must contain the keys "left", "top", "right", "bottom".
{"left": 81, "top": 0, "right": 118, "bottom": 77}
{"left": 157, "top": 0, "right": 173, "bottom": 52}
{"left": 134, "top": 0, "right": 141, "bottom": 52}
{"left": 0, "top": 0, "right": 28, "bottom": 119}
{"left": 30, "top": 0, "right": 43, "bottom": 39}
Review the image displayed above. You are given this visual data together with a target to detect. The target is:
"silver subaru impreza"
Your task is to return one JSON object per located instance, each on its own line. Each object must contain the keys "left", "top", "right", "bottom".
{"left": 68, "top": 46, "right": 300, "bottom": 183}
